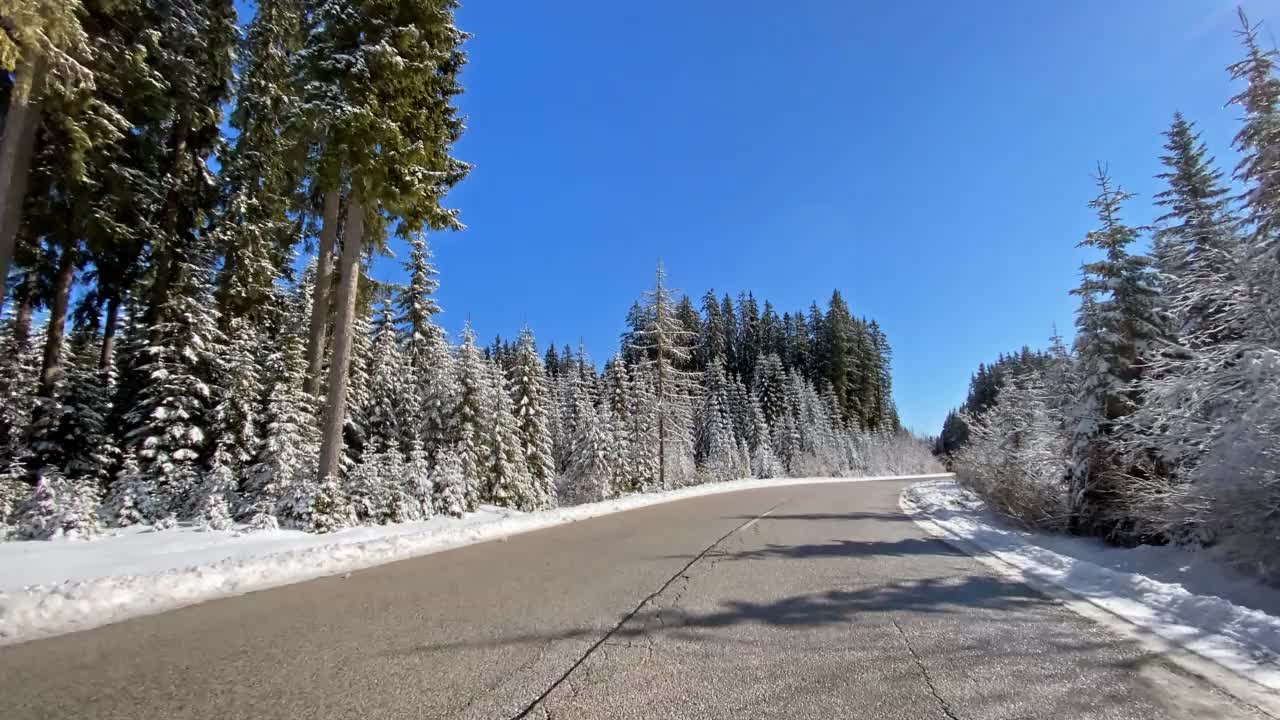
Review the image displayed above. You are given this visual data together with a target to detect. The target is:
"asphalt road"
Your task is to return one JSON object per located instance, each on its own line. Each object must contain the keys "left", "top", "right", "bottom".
{"left": 0, "top": 480, "right": 1265, "bottom": 719}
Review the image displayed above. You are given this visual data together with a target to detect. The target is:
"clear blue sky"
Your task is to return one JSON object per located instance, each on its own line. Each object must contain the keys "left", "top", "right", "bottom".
{"left": 344, "top": 1, "right": 1270, "bottom": 435}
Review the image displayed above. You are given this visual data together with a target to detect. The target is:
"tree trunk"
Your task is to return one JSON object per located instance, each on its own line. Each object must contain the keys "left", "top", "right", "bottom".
{"left": 38, "top": 238, "right": 76, "bottom": 396}
{"left": 11, "top": 270, "right": 34, "bottom": 351}
{"left": 99, "top": 293, "right": 122, "bottom": 371}
{"left": 0, "top": 51, "right": 47, "bottom": 305}
{"left": 147, "top": 121, "right": 190, "bottom": 328}
{"left": 316, "top": 193, "right": 364, "bottom": 484}
{"left": 304, "top": 188, "right": 341, "bottom": 397}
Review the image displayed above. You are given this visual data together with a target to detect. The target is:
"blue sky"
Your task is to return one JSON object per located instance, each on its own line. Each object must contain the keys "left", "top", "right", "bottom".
{"left": 349, "top": 0, "right": 1269, "bottom": 435}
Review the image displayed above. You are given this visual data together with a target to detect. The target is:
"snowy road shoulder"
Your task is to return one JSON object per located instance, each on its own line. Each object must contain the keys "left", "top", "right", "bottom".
{"left": 901, "top": 478, "right": 1280, "bottom": 711}
{"left": 0, "top": 473, "right": 949, "bottom": 646}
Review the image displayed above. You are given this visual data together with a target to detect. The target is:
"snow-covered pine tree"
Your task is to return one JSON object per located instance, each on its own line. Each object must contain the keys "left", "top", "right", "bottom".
{"left": 1152, "top": 113, "right": 1241, "bottom": 342}
{"left": 694, "top": 359, "right": 741, "bottom": 481}
{"left": 0, "top": 306, "right": 39, "bottom": 462}
{"left": 51, "top": 329, "right": 118, "bottom": 487}
{"left": 431, "top": 448, "right": 467, "bottom": 518}
{"left": 552, "top": 369, "right": 578, "bottom": 473}
{"left": 747, "top": 395, "right": 784, "bottom": 478}
{"left": 396, "top": 232, "right": 444, "bottom": 440}
{"left": 303, "top": 0, "right": 469, "bottom": 489}
{"left": 121, "top": 243, "right": 224, "bottom": 521}
{"left": 347, "top": 448, "right": 400, "bottom": 524}
{"left": 1067, "top": 170, "right": 1169, "bottom": 540}
{"left": 600, "top": 355, "right": 639, "bottom": 493}
{"left": 339, "top": 305, "right": 374, "bottom": 470}
{"left": 202, "top": 316, "right": 265, "bottom": 510}
{"left": 752, "top": 353, "right": 788, "bottom": 427}
{"left": 419, "top": 328, "right": 458, "bottom": 460}
{"left": 13, "top": 466, "right": 102, "bottom": 539}
{"left": 396, "top": 441, "right": 434, "bottom": 522}
{"left": 364, "top": 298, "right": 408, "bottom": 456}
{"left": 627, "top": 262, "right": 698, "bottom": 488}
{"left": 212, "top": 0, "right": 303, "bottom": 324}
{"left": 453, "top": 322, "right": 486, "bottom": 510}
{"left": 562, "top": 387, "right": 613, "bottom": 504}
{"left": 1229, "top": 10, "right": 1280, "bottom": 307}
{"left": 480, "top": 360, "right": 535, "bottom": 509}
{"left": 246, "top": 310, "right": 320, "bottom": 529}
{"left": 623, "top": 366, "right": 660, "bottom": 491}
{"left": 510, "top": 328, "right": 557, "bottom": 509}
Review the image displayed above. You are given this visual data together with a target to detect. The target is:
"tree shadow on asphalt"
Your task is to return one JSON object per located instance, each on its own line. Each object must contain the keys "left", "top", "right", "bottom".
{"left": 613, "top": 574, "right": 1048, "bottom": 640}
{"left": 721, "top": 511, "right": 915, "bottom": 523}
{"left": 661, "top": 536, "right": 968, "bottom": 563}
{"left": 389, "top": 571, "right": 1055, "bottom": 657}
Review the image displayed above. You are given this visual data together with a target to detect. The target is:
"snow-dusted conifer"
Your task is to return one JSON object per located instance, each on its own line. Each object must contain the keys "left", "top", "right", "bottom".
{"left": 123, "top": 249, "right": 223, "bottom": 519}
{"left": 365, "top": 299, "right": 409, "bottom": 455}
{"left": 454, "top": 322, "right": 486, "bottom": 510}
{"left": 563, "top": 393, "right": 613, "bottom": 504}
{"left": 431, "top": 448, "right": 468, "bottom": 518}
{"left": 13, "top": 468, "right": 101, "bottom": 539}
{"left": 628, "top": 263, "right": 698, "bottom": 488}
{"left": 246, "top": 314, "right": 319, "bottom": 527}
{"left": 480, "top": 362, "right": 535, "bottom": 509}
{"left": 1067, "top": 171, "right": 1168, "bottom": 538}
{"left": 510, "top": 328, "right": 557, "bottom": 508}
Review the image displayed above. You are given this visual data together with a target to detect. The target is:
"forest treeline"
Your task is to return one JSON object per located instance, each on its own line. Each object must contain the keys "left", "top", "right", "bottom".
{"left": 935, "top": 11, "right": 1280, "bottom": 583}
{"left": 0, "top": 0, "right": 932, "bottom": 538}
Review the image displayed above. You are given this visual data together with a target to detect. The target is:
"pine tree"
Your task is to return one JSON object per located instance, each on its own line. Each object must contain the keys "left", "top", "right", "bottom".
{"left": 480, "top": 361, "right": 534, "bottom": 509}
{"left": 695, "top": 359, "right": 742, "bottom": 482}
{"left": 246, "top": 316, "right": 319, "bottom": 528}
{"left": 305, "top": 0, "right": 470, "bottom": 488}
{"left": 1153, "top": 113, "right": 1240, "bottom": 342}
{"left": 13, "top": 467, "right": 101, "bottom": 539}
{"left": 453, "top": 322, "right": 485, "bottom": 509}
{"left": 431, "top": 448, "right": 467, "bottom": 518}
{"left": 628, "top": 263, "right": 698, "bottom": 488}
{"left": 748, "top": 395, "right": 784, "bottom": 478}
{"left": 510, "top": 328, "right": 557, "bottom": 509}
{"left": 212, "top": 0, "right": 303, "bottom": 323}
{"left": 121, "top": 245, "right": 224, "bottom": 520}
{"left": 563, "top": 388, "right": 612, "bottom": 504}
{"left": 1067, "top": 171, "right": 1168, "bottom": 539}
{"left": 207, "top": 317, "right": 265, "bottom": 480}
{"left": 364, "top": 299, "right": 408, "bottom": 455}
{"left": 0, "top": 306, "right": 39, "bottom": 461}
{"left": 419, "top": 328, "right": 458, "bottom": 459}
{"left": 49, "top": 329, "right": 117, "bottom": 486}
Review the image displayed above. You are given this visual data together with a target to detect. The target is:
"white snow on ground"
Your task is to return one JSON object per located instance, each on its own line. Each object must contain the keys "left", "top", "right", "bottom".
{"left": 901, "top": 478, "right": 1280, "bottom": 693}
{"left": 0, "top": 473, "right": 949, "bottom": 645}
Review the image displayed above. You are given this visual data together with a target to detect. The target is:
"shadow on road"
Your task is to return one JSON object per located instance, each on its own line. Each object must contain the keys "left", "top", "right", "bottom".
{"left": 721, "top": 511, "right": 915, "bottom": 523}
{"left": 389, "top": 570, "right": 1053, "bottom": 657}
{"left": 661, "top": 537, "right": 967, "bottom": 563}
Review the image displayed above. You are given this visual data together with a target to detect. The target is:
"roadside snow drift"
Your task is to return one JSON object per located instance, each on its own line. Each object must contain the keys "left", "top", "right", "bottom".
{"left": 901, "top": 478, "right": 1280, "bottom": 693}
{"left": 0, "top": 473, "right": 949, "bottom": 645}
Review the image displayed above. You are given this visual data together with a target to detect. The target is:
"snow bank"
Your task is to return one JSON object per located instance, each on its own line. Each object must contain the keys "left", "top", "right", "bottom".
{"left": 901, "top": 478, "right": 1280, "bottom": 694}
{"left": 0, "top": 473, "right": 949, "bottom": 645}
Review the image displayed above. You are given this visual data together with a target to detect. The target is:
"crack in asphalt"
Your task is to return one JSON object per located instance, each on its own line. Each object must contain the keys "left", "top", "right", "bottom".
{"left": 892, "top": 619, "right": 962, "bottom": 720}
{"left": 504, "top": 497, "right": 792, "bottom": 720}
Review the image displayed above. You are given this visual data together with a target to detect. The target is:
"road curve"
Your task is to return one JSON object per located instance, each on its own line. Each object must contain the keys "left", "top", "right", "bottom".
{"left": 0, "top": 480, "right": 1263, "bottom": 719}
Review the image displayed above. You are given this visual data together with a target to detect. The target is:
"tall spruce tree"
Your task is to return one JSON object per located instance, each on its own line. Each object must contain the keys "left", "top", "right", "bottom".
{"left": 509, "top": 327, "right": 557, "bottom": 509}
{"left": 1067, "top": 171, "right": 1167, "bottom": 539}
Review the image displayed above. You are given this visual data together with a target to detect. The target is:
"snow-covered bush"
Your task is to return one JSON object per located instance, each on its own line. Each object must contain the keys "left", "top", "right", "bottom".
{"left": 953, "top": 370, "right": 1070, "bottom": 529}
{"left": 13, "top": 469, "right": 102, "bottom": 539}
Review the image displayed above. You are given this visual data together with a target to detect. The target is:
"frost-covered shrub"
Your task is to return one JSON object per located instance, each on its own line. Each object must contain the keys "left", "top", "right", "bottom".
{"left": 953, "top": 371, "right": 1069, "bottom": 529}
{"left": 14, "top": 469, "right": 102, "bottom": 539}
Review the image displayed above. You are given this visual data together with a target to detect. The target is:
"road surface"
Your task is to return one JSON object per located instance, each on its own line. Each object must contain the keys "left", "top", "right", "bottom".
{"left": 0, "top": 480, "right": 1264, "bottom": 719}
